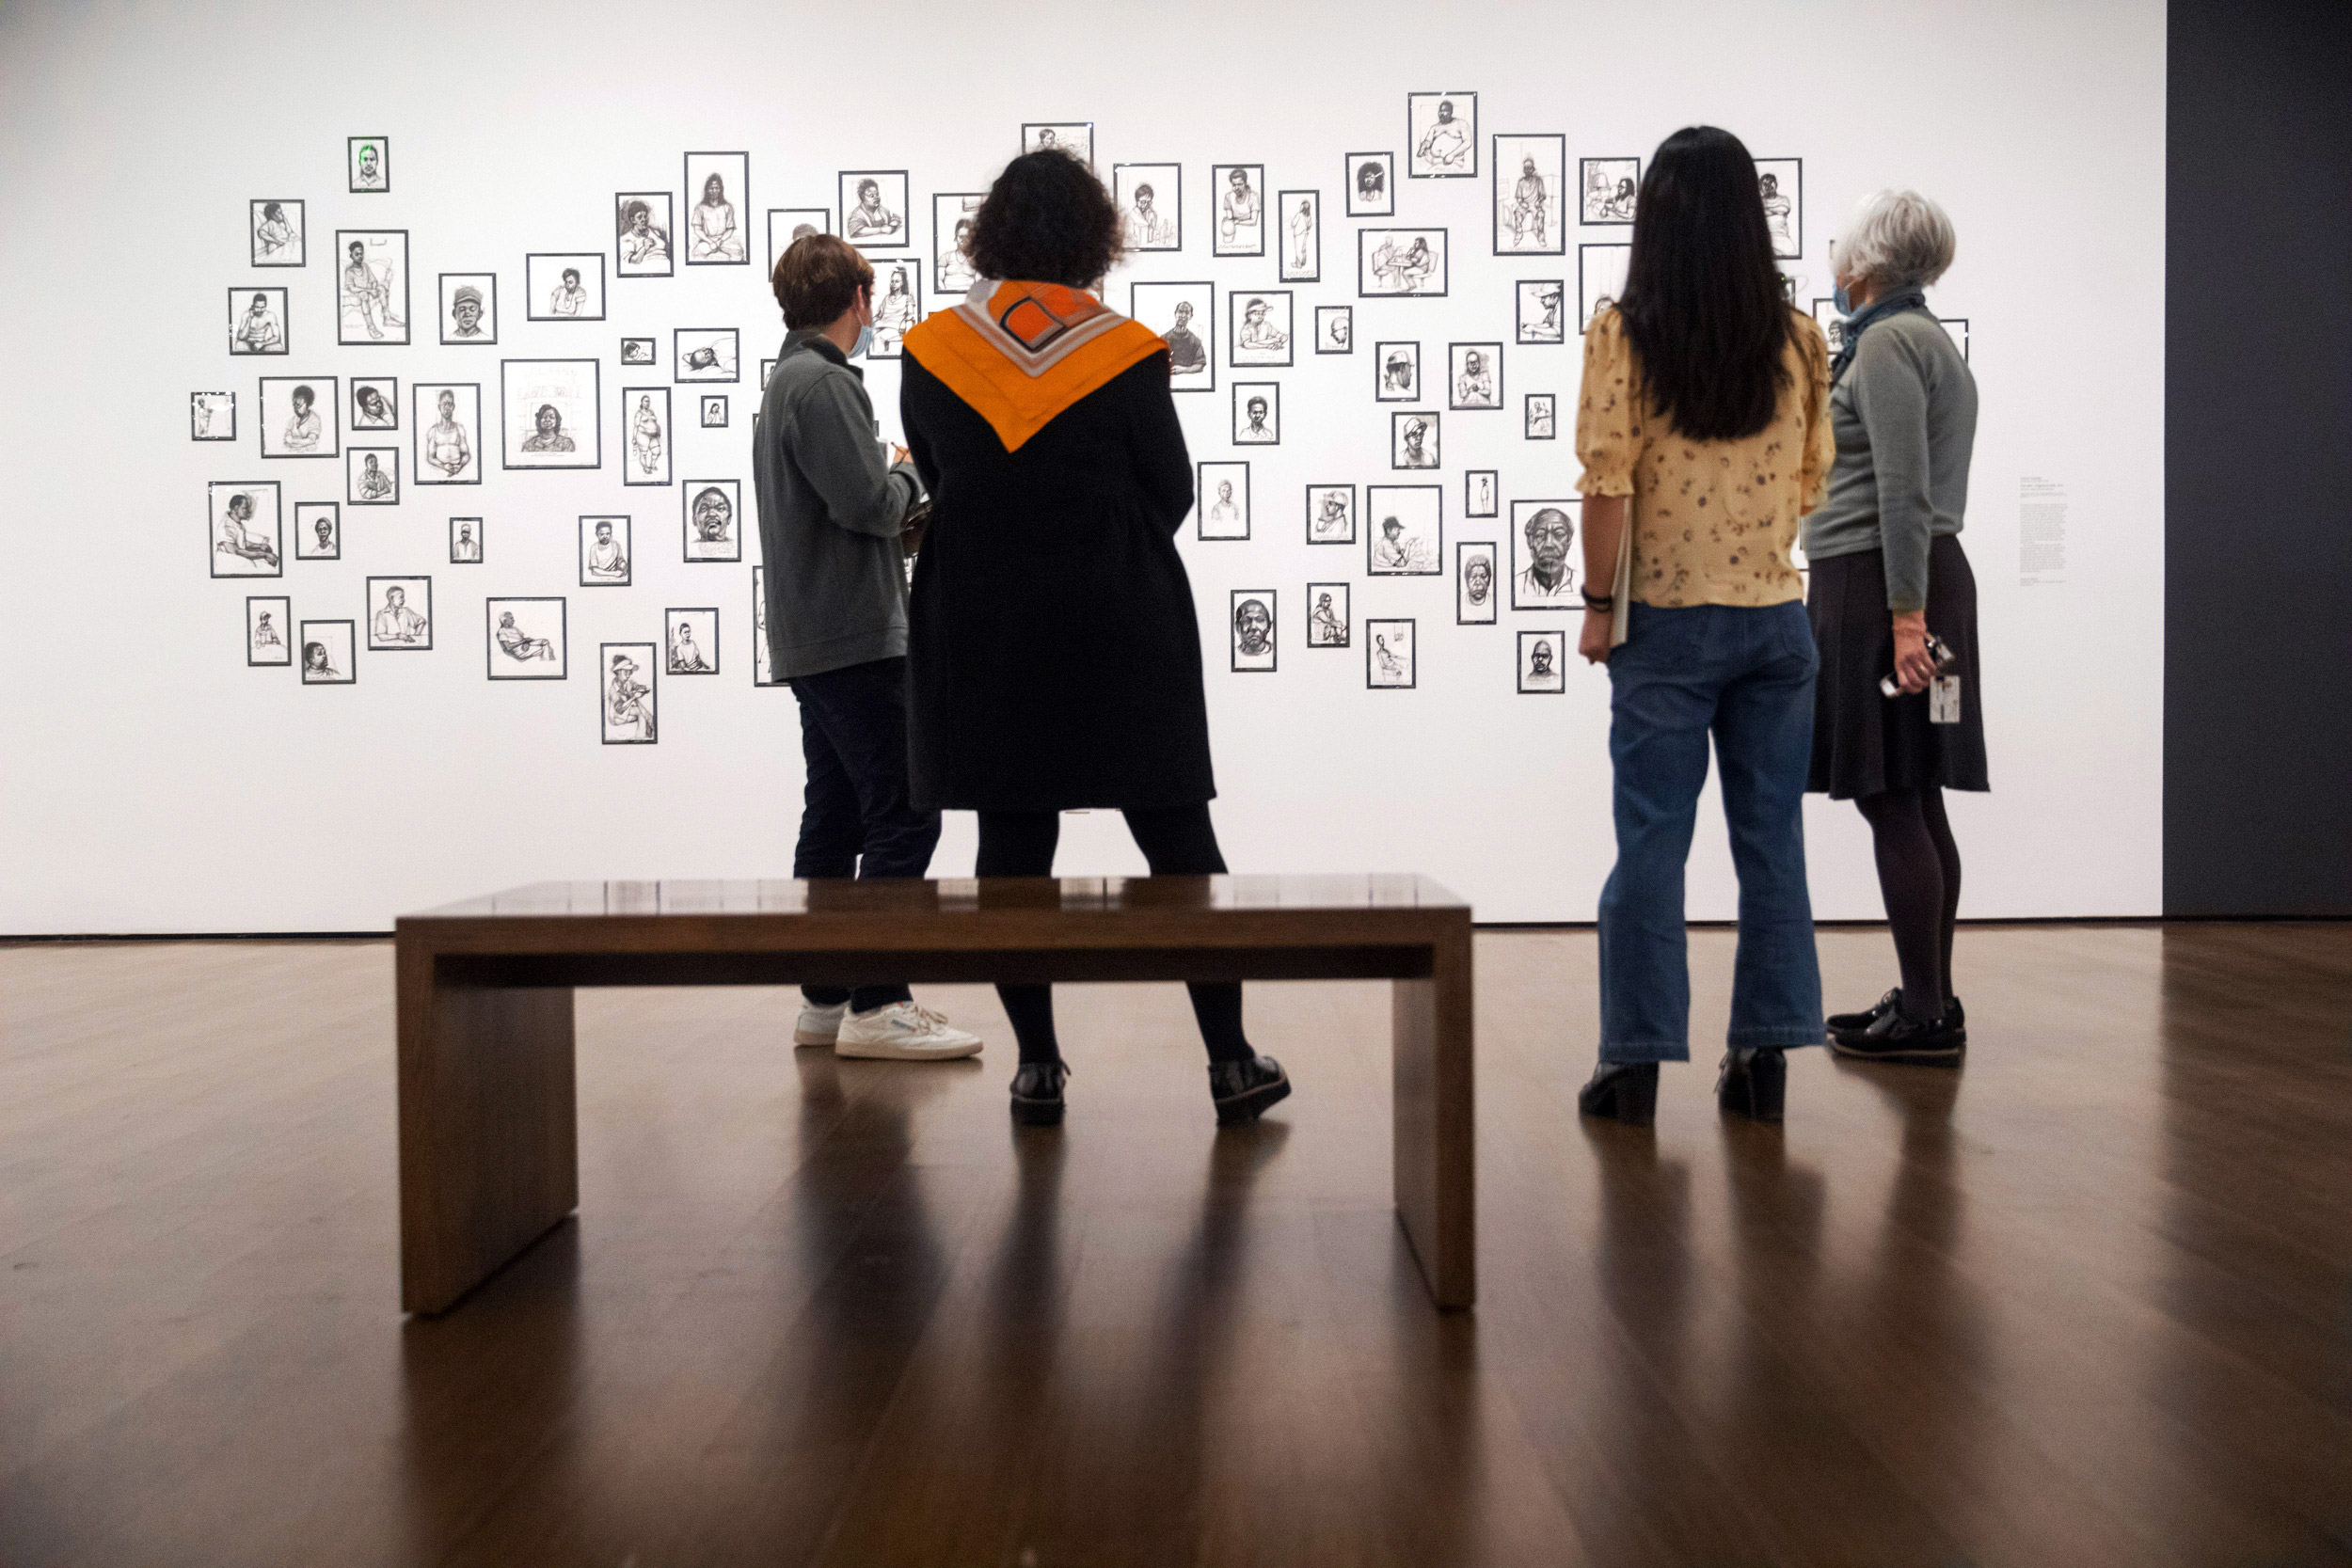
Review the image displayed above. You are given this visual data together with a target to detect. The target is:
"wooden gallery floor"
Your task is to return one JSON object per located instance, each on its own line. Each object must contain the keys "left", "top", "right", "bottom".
{"left": 2, "top": 927, "right": 2349, "bottom": 1567}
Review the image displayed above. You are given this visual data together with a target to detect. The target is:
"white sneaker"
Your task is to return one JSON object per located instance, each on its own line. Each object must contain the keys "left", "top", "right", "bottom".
{"left": 835, "top": 1002, "right": 984, "bottom": 1061}
{"left": 793, "top": 1000, "right": 848, "bottom": 1047}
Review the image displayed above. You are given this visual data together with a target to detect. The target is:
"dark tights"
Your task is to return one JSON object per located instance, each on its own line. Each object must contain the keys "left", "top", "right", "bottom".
{"left": 1853, "top": 787, "right": 1962, "bottom": 1021}
{"left": 977, "top": 805, "right": 1252, "bottom": 1066}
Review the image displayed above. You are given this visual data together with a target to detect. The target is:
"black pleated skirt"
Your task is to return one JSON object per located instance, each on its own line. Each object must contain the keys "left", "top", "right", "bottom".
{"left": 1806, "top": 534, "right": 1990, "bottom": 800}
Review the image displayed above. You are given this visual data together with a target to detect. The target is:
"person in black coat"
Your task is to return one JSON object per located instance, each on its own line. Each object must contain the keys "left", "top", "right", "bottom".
{"left": 900, "top": 150, "right": 1289, "bottom": 1130}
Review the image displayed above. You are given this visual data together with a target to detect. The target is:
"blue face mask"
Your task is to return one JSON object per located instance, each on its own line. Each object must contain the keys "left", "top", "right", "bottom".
{"left": 850, "top": 323, "right": 874, "bottom": 358}
{"left": 1833, "top": 278, "right": 1854, "bottom": 314}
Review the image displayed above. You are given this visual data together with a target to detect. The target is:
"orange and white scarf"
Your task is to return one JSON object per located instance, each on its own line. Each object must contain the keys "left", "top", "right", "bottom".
{"left": 901, "top": 279, "right": 1168, "bottom": 451}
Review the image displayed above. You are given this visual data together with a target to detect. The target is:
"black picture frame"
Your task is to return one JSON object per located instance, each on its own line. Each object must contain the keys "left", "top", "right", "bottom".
{"left": 1517, "top": 279, "right": 1567, "bottom": 345}
{"left": 619, "top": 337, "right": 657, "bottom": 367}
{"left": 1578, "top": 242, "right": 1631, "bottom": 333}
{"left": 1406, "top": 92, "right": 1478, "bottom": 180}
{"left": 1447, "top": 341, "right": 1505, "bottom": 411}
{"left": 1196, "top": 460, "right": 1250, "bottom": 541}
{"left": 500, "top": 358, "right": 602, "bottom": 470}
{"left": 768, "top": 208, "right": 834, "bottom": 275}
{"left": 683, "top": 151, "right": 753, "bottom": 265}
{"left": 1756, "top": 157, "right": 1803, "bottom": 259}
{"left": 665, "top": 608, "right": 722, "bottom": 677}
{"left": 1276, "top": 189, "right": 1321, "bottom": 281}
{"left": 257, "top": 375, "right": 338, "bottom": 460}
{"left": 1232, "top": 382, "right": 1279, "bottom": 447}
{"left": 1491, "top": 134, "right": 1566, "bottom": 257}
{"left": 1314, "top": 305, "right": 1354, "bottom": 356}
{"left": 249, "top": 199, "right": 305, "bottom": 266}
{"left": 349, "top": 375, "right": 398, "bottom": 433}
{"left": 1466, "top": 469, "right": 1499, "bottom": 518}
{"left": 1580, "top": 157, "right": 1641, "bottom": 226}
{"left": 1344, "top": 150, "right": 1395, "bottom": 217}
{"left": 1306, "top": 483, "right": 1356, "bottom": 546}
{"left": 1366, "top": 483, "right": 1443, "bottom": 577}
{"left": 191, "top": 391, "right": 235, "bottom": 443}
{"left": 228, "top": 286, "right": 290, "bottom": 356}
{"left": 1518, "top": 628, "right": 1568, "bottom": 693}
{"left": 298, "top": 620, "right": 357, "bottom": 684}
{"left": 1374, "top": 341, "right": 1422, "bottom": 403}
{"left": 1365, "top": 620, "right": 1417, "bottom": 689}
{"left": 413, "top": 382, "right": 484, "bottom": 486}
{"left": 1305, "top": 582, "right": 1351, "bottom": 649}
{"left": 681, "top": 479, "right": 743, "bottom": 563}
{"left": 438, "top": 272, "right": 499, "bottom": 346}
{"left": 930, "top": 194, "right": 985, "bottom": 292}
{"left": 1455, "top": 541, "right": 1500, "bottom": 625}
{"left": 1230, "top": 288, "right": 1295, "bottom": 369}
{"left": 1358, "top": 229, "right": 1450, "bottom": 298}
{"left": 674, "top": 328, "right": 741, "bottom": 384}
{"left": 246, "top": 595, "right": 293, "bottom": 667}
{"left": 599, "top": 642, "right": 660, "bottom": 744}
{"left": 1021, "top": 122, "right": 1095, "bottom": 166}
{"left": 1209, "top": 164, "right": 1267, "bottom": 258}
{"left": 485, "top": 596, "right": 567, "bottom": 681}
{"left": 346, "top": 136, "right": 389, "bottom": 194}
{"left": 345, "top": 446, "right": 400, "bottom": 507}
{"left": 1229, "top": 589, "right": 1278, "bottom": 673}
{"left": 620, "top": 386, "right": 671, "bottom": 486}
{"left": 1391, "top": 410, "right": 1441, "bottom": 471}
{"left": 1510, "top": 499, "right": 1582, "bottom": 610}
{"left": 1111, "top": 165, "right": 1181, "bottom": 254}
{"left": 838, "top": 169, "right": 912, "bottom": 251}
{"left": 1524, "top": 393, "right": 1558, "bottom": 440}
{"left": 294, "top": 500, "right": 340, "bottom": 562}
{"left": 449, "top": 516, "right": 485, "bottom": 563}
{"left": 1131, "top": 281, "right": 1215, "bottom": 392}
{"left": 580, "top": 515, "right": 632, "bottom": 587}
{"left": 615, "top": 191, "right": 675, "bottom": 278}
{"left": 700, "top": 395, "right": 727, "bottom": 429}
{"left": 364, "top": 575, "right": 434, "bottom": 653}
{"left": 333, "top": 230, "right": 410, "bottom": 346}
{"left": 525, "top": 253, "right": 606, "bottom": 323}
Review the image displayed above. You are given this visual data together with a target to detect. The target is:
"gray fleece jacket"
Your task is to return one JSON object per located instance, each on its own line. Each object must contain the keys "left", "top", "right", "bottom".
{"left": 754, "top": 328, "right": 923, "bottom": 679}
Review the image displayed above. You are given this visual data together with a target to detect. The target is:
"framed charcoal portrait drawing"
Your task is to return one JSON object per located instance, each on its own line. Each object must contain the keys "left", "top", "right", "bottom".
{"left": 1492, "top": 134, "right": 1565, "bottom": 256}
{"left": 209, "top": 482, "right": 282, "bottom": 578}
{"left": 246, "top": 595, "right": 293, "bottom": 667}
{"left": 449, "top": 516, "right": 485, "bottom": 563}
{"left": 1456, "top": 540, "right": 1500, "bottom": 625}
{"left": 1112, "top": 166, "right": 1179, "bottom": 254}
{"left": 682, "top": 480, "right": 743, "bottom": 563}
{"left": 486, "top": 596, "right": 566, "bottom": 680}
{"left": 1131, "top": 281, "right": 1214, "bottom": 392}
{"left": 299, "top": 620, "right": 357, "bottom": 685}
{"left": 501, "top": 359, "right": 601, "bottom": 469}
{"left": 413, "top": 382, "right": 482, "bottom": 485}
{"left": 580, "top": 515, "right": 631, "bottom": 587}
{"left": 615, "top": 192, "right": 675, "bottom": 278}
{"left": 1406, "top": 92, "right": 1476, "bottom": 179}
{"left": 674, "top": 328, "right": 739, "bottom": 383}
{"left": 1230, "top": 590, "right": 1277, "bottom": 673}
{"left": 346, "top": 447, "right": 399, "bottom": 507}
{"left": 620, "top": 337, "right": 656, "bottom": 367}
{"left": 1211, "top": 164, "right": 1265, "bottom": 258}
{"left": 1230, "top": 290, "right": 1294, "bottom": 368}
{"left": 684, "top": 151, "right": 751, "bottom": 264}
{"left": 622, "top": 387, "right": 671, "bottom": 486}
{"left": 1359, "top": 229, "right": 1449, "bottom": 297}
{"left": 753, "top": 566, "right": 786, "bottom": 688}
{"left": 1375, "top": 341, "right": 1421, "bottom": 403}
{"left": 1196, "top": 461, "right": 1249, "bottom": 541}
{"left": 229, "top": 287, "right": 288, "bottom": 356}
{"left": 1315, "top": 305, "right": 1353, "bottom": 356}
{"left": 1448, "top": 342, "right": 1504, "bottom": 411}
{"left": 439, "top": 273, "right": 498, "bottom": 345}
{"left": 335, "top": 230, "right": 409, "bottom": 345}
{"left": 1345, "top": 150, "right": 1395, "bottom": 216}
{"left": 1525, "top": 392, "right": 1558, "bottom": 439}
{"left": 1756, "top": 158, "right": 1803, "bottom": 258}
{"left": 839, "top": 170, "right": 910, "bottom": 250}
{"left": 1581, "top": 157, "right": 1641, "bottom": 225}
{"left": 526, "top": 253, "right": 606, "bottom": 323}
{"left": 190, "top": 391, "right": 235, "bottom": 442}
{"left": 868, "top": 257, "right": 921, "bottom": 359}
{"left": 1305, "top": 583, "right": 1350, "bottom": 649}
{"left": 1306, "top": 483, "right": 1355, "bottom": 546}
{"left": 257, "top": 376, "right": 337, "bottom": 459}
{"left": 1466, "top": 469, "right": 1499, "bottom": 519}
{"left": 347, "top": 136, "right": 389, "bottom": 194}
{"left": 1366, "top": 483, "right": 1442, "bottom": 577}
{"left": 1391, "top": 411, "right": 1440, "bottom": 470}
{"left": 350, "top": 376, "right": 398, "bottom": 432}
{"left": 700, "top": 395, "right": 727, "bottom": 429}
{"left": 1277, "top": 190, "right": 1320, "bottom": 282}
{"left": 365, "top": 575, "right": 433, "bottom": 653}
{"left": 1511, "top": 499, "right": 1581, "bottom": 610}
{"left": 1023, "top": 122, "right": 1095, "bottom": 166}
{"left": 1232, "top": 383, "right": 1279, "bottom": 447}
{"left": 600, "top": 642, "right": 660, "bottom": 744}
{"left": 666, "top": 608, "right": 720, "bottom": 676}
{"left": 1518, "top": 629, "right": 1567, "bottom": 693}
{"left": 1366, "top": 620, "right": 1417, "bottom": 689}
{"left": 250, "top": 199, "right": 304, "bottom": 266}
{"left": 1517, "top": 279, "right": 1566, "bottom": 345}
{"left": 933, "top": 194, "right": 985, "bottom": 293}
{"left": 294, "top": 500, "right": 340, "bottom": 562}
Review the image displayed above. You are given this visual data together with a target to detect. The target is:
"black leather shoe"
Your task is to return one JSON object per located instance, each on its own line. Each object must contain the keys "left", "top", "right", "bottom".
{"left": 1577, "top": 1061, "right": 1658, "bottom": 1127}
{"left": 1828, "top": 1007, "right": 1963, "bottom": 1067}
{"left": 1717, "top": 1048, "right": 1787, "bottom": 1121}
{"left": 1828, "top": 988, "right": 1902, "bottom": 1039}
{"left": 1010, "top": 1061, "right": 1070, "bottom": 1125}
{"left": 1209, "top": 1054, "right": 1290, "bottom": 1125}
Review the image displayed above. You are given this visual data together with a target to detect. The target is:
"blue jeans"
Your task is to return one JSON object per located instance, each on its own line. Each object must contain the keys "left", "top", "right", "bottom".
{"left": 790, "top": 657, "right": 941, "bottom": 1013}
{"left": 1598, "top": 602, "right": 1823, "bottom": 1062}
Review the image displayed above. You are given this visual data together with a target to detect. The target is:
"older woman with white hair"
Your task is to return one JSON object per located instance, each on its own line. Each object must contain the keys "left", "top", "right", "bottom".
{"left": 1805, "top": 189, "right": 1984, "bottom": 1067}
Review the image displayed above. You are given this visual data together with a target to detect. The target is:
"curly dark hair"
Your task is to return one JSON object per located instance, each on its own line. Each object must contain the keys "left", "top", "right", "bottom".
{"left": 966, "top": 150, "right": 1124, "bottom": 287}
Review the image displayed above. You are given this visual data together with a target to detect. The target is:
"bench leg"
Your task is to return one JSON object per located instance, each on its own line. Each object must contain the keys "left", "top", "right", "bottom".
{"left": 398, "top": 944, "right": 578, "bottom": 1315}
{"left": 1392, "top": 925, "right": 1475, "bottom": 1308}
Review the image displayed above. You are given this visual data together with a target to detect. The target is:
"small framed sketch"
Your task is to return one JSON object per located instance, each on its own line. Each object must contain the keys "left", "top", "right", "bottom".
{"left": 347, "top": 135, "right": 389, "bottom": 192}
{"left": 1940, "top": 318, "right": 1971, "bottom": 361}
{"left": 1277, "top": 190, "right": 1320, "bottom": 281}
{"left": 1492, "top": 134, "right": 1565, "bottom": 255}
{"left": 1131, "top": 282, "right": 1214, "bottom": 391}
{"left": 347, "top": 447, "right": 399, "bottom": 506}
{"left": 1211, "top": 164, "right": 1265, "bottom": 258}
{"left": 580, "top": 515, "right": 631, "bottom": 586}
{"left": 439, "top": 273, "right": 498, "bottom": 344}
{"left": 1518, "top": 629, "right": 1567, "bottom": 693}
{"left": 1391, "top": 411, "right": 1440, "bottom": 470}
{"left": 1367, "top": 620, "right": 1417, "bottom": 689}
{"left": 365, "top": 575, "right": 433, "bottom": 652}
{"left": 414, "top": 383, "right": 482, "bottom": 485}
{"left": 1306, "top": 483, "right": 1356, "bottom": 546}
{"left": 1449, "top": 342, "right": 1504, "bottom": 411}
{"left": 601, "top": 643, "right": 660, "bottom": 743}
{"left": 1456, "top": 540, "right": 1499, "bottom": 624}
{"left": 1518, "top": 280, "right": 1566, "bottom": 345}
{"left": 933, "top": 194, "right": 984, "bottom": 293}
{"left": 501, "top": 359, "right": 600, "bottom": 469}
{"left": 1582, "top": 158, "right": 1640, "bottom": 225}
{"left": 620, "top": 337, "right": 657, "bottom": 368}
{"left": 527, "top": 254, "right": 605, "bottom": 322}
{"left": 683, "top": 480, "right": 742, "bottom": 562}
{"left": 335, "top": 231, "right": 410, "bottom": 345}
{"left": 449, "top": 516, "right": 485, "bottom": 562}
{"left": 209, "top": 482, "right": 281, "bottom": 578}
{"left": 1406, "top": 92, "right": 1477, "bottom": 179}
{"left": 1756, "top": 158, "right": 1803, "bottom": 258}
{"left": 666, "top": 608, "right": 720, "bottom": 675}
{"left": 675, "top": 328, "right": 739, "bottom": 383}
{"left": 840, "top": 171, "right": 910, "bottom": 249}
{"left": 699, "top": 395, "right": 727, "bottom": 429}
{"left": 615, "top": 193, "right": 675, "bottom": 277}
{"left": 1525, "top": 392, "right": 1558, "bottom": 439}
{"left": 1512, "top": 499, "right": 1580, "bottom": 609}
{"left": 868, "top": 257, "right": 922, "bottom": 359}
{"left": 257, "top": 377, "right": 334, "bottom": 458}
{"left": 1306, "top": 583, "right": 1350, "bottom": 649}
{"left": 246, "top": 596, "right": 293, "bottom": 666}
{"left": 1231, "top": 290, "right": 1294, "bottom": 368}
{"left": 1023, "top": 122, "right": 1094, "bottom": 166}
{"left": 294, "top": 500, "right": 340, "bottom": 561}
{"left": 191, "top": 391, "right": 235, "bottom": 442}
{"left": 1345, "top": 151, "right": 1395, "bottom": 216}
{"left": 351, "top": 377, "right": 398, "bottom": 431}
{"left": 1466, "top": 469, "right": 1499, "bottom": 518}
{"left": 1113, "top": 166, "right": 1179, "bottom": 253}
{"left": 1230, "top": 590, "right": 1277, "bottom": 673}
{"left": 1375, "top": 341, "right": 1422, "bottom": 403}
{"left": 486, "top": 596, "right": 566, "bottom": 680}
{"left": 684, "top": 151, "right": 751, "bottom": 263}
{"left": 250, "top": 199, "right": 304, "bottom": 266}
{"left": 1367, "top": 484, "right": 1442, "bottom": 576}
{"left": 1579, "top": 243, "right": 1631, "bottom": 331}
{"left": 1315, "top": 306, "right": 1353, "bottom": 355}
{"left": 300, "top": 621, "right": 357, "bottom": 685}
{"left": 753, "top": 566, "right": 785, "bottom": 687}
{"left": 1196, "top": 461, "right": 1249, "bottom": 540}
{"left": 768, "top": 208, "right": 834, "bottom": 274}
{"left": 1359, "top": 229, "right": 1449, "bottom": 297}
{"left": 1232, "top": 383, "right": 1279, "bottom": 446}
{"left": 1810, "top": 298, "right": 1848, "bottom": 358}
{"left": 229, "top": 287, "right": 288, "bottom": 355}
{"left": 622, "top": 387, "right": 671, "bottom": 485}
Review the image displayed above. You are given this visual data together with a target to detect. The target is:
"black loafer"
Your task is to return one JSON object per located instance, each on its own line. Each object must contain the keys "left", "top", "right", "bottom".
{"left": 1717, "top": 1048, "right": 1787, "bottom": 1121}
{"left": 1577, "top": 1061, "right": 1658, "bottom": 1127}
{"left": 1827, "top": 1007, "right": 1963, "bottom": 1067}
{"left": 1010, "top": 1060, "right": 1071, "bottom": 1126}
{"left": 1828, "top": 988, "right": 1903, "bottom": 1040}
{"left": 1209, "top": 1054, "right": 1291, "bottom": 1125}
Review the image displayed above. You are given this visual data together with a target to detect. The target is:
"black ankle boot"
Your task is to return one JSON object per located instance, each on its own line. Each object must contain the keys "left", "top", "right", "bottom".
{"left": 1208, "top": 1053, "right": 1290, "bottom": 1125}
{"left": 1010, "top": 1060, "right": 1070, "bottom": 1126}
{"left": 1577, "top": 1061, "right": 1658, "bottom": 1127}
{"left": 1827, "top": 1004, "right": 1963, "bottom": 1067}
{"left": 1828, "top": 988, "right": 1902, "bottom": 1041}
{"left": 1717, "top": 1049, "right": 1786, "bottom": 1121}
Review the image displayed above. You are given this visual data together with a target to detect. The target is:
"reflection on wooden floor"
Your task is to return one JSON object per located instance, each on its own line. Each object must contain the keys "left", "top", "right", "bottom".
{"left": 1, "top": 925, "right": 2347, "bottom": 1565}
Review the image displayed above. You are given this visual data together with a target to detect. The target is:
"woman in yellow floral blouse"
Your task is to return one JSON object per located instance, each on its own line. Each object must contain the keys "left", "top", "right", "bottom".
{"left": 1571, "top": 126, "right": 1836, "bottom": 1127}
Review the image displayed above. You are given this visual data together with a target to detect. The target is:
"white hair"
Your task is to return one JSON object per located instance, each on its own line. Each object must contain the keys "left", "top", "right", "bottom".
{"left": 1830, "top": 188, "right": 1957, "bottom": 289}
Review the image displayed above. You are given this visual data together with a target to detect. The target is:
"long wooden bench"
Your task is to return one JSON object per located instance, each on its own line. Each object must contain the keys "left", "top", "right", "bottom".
{"left": 394, "top": 875, "right": 1474, "bottom": 1313}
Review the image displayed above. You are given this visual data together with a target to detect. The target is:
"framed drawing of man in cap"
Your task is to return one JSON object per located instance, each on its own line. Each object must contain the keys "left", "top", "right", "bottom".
{"left": 439, "top": 274, "right": 498, "bottom": 345}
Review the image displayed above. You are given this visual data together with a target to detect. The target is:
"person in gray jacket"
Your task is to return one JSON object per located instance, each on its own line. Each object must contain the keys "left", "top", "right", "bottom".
{"left": 1803, "top": 189, "right": 1984, "bottom": 1065}
{"left": 755, "top": 232, "right": 981, "bottom": 1062}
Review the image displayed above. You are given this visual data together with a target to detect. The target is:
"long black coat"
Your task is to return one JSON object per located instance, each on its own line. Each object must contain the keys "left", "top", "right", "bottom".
{"left": 901, "top": 351, "right": 1216, "bottom": 812}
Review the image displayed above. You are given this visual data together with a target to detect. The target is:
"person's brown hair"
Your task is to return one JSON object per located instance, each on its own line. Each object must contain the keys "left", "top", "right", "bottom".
{"left": 967, "top": 150, "right": 1124, "bottom": 287}
{"left": 773, "top": 233, "right": 873, "bottom": 329}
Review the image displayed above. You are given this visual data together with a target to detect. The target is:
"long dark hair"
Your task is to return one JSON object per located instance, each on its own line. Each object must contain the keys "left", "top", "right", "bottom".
{"left": 1615, "top": 126, "right": 1796, "bottom": 441}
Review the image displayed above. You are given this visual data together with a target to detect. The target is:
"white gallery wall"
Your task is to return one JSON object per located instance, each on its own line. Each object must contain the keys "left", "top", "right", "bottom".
{"left": 0, "top": 0, "right": 2164, "bottom": 932}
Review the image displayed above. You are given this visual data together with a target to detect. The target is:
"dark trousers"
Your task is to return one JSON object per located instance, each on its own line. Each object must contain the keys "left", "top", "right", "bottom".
{"left": 975, "top": 805, "right": 1252, "bottom": 1066}
{"left": 790, "top": 657, "right": 940, "bottom": 1013}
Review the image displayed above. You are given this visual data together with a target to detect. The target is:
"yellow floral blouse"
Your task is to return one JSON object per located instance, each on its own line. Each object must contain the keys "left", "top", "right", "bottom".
{"left": 1574, "top": 307, "right": 1835, "bottom": 607}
